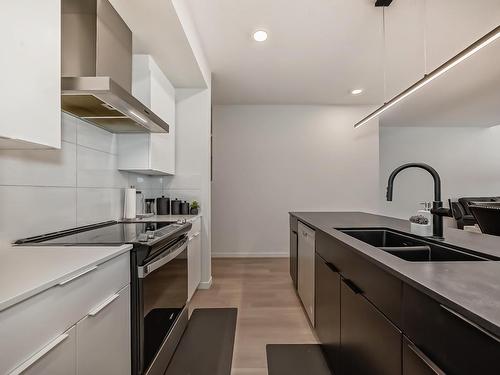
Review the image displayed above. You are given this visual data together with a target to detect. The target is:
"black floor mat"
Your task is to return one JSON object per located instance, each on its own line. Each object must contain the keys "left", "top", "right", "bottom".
{"left": 266, "top": 344, "right": 332, "bottom": 375}
{"left": 165, "top": 308, "right": 237, "bottom": 375}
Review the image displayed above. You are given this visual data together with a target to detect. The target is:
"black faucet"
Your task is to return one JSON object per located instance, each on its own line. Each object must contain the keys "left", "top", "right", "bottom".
{"left": 386, "top": 163, "right": 452, "bottom": 239}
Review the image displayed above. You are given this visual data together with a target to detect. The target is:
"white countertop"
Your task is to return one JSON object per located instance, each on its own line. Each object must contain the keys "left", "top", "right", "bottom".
{"left": 124, "top": 214, "right": 202, "bottom": 223}
{"left": 0, "top": 244, "right": 132, "bottom": 312}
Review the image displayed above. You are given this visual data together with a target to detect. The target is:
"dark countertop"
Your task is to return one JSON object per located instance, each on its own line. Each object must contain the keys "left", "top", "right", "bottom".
{"left": 290, "top": 211, "right": 500, "bottom": 338}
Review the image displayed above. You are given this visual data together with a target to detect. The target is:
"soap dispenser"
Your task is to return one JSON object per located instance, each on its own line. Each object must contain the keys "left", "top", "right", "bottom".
{"left": 418, "top": 202, "right": 433, "bottom": 237}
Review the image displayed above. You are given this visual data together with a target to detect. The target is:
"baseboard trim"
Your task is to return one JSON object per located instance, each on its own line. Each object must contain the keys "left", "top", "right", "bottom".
{"left": 198, "top": 276, "right": 213, "bottom": 289}
{"left": 211, "top": 252, "right": 289, "bottom": 258}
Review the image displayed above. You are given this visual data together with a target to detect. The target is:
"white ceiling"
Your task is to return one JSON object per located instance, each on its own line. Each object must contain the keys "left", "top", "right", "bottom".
{"left": 185, "top": 0, "right": 385, "bottom": 105}
{"left": 110, "top": 0, "right": 206, "bottom": 88}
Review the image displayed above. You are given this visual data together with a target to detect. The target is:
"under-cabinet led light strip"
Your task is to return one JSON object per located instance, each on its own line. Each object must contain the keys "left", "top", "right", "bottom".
{"left": 354, "top": 25, "right": 500, "bottom": 128}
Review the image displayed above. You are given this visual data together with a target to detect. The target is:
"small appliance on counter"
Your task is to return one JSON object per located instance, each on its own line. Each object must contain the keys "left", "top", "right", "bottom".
{"left": 156, "top": 196, "right": 170, "bottom": 215}
{"left": 136, "top": 190, "right": 153, "bottom": 219}
{"left": 145, "top": 199, "right": 156, "bottom": 215}
{"left": 171, "top": 198, "right": 182, "bottom": 215}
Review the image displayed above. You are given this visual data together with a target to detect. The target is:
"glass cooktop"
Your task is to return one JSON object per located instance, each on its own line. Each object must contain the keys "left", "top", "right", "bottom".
{"left": 15, "top": 221, "right": 178, "bottom": 246}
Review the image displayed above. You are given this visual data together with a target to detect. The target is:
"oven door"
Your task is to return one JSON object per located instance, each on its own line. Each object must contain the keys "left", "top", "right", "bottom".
{"left": 138, "top": 236, "right": 188, "bottom": 375}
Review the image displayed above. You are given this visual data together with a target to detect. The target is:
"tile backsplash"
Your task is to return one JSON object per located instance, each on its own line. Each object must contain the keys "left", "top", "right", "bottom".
{"left": 0, "top": 113, "right": 179, "bottom": 245}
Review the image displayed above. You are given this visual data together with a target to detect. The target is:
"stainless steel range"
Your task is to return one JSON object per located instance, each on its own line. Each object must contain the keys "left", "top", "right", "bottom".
{"left": 16, "top": 220, "right": 192, "bottom": 375}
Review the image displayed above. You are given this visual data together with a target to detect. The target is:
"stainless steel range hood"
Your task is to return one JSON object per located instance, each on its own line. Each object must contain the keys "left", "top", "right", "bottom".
{"left": 61, "top": 0, "right": 169, "bottom": 133}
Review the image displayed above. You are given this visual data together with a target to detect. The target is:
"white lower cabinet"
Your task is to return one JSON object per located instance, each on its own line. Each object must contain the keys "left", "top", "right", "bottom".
{"left": 77, "top": 285, "right": 131, "bottom": 375}
{"left": 188, "top": 218, "right": 202, "bottom": 301}
{"left": 13, "top": 326, "right": 76, "bottom": 375}
{"left": 1, "top": 253, "right": 131, "bottom": 375}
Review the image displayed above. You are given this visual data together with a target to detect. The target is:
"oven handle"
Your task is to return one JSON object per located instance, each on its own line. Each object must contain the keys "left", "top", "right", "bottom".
{"left": 138, "top": 238, "right": 188, "bottom": 279}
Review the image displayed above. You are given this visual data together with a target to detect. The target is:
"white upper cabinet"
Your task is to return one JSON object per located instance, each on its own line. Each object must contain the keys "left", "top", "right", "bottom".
{"left": 118, "top": 55, "right": 176, "bottom": 175}
{"left": 425, "top": 0, "right": 500, "bottom": 73}
{"left": 384, "top": 0, "right": 426, "bottom": 100}
{"left": 0, "top": 0, "right": 61, "bottom": 149}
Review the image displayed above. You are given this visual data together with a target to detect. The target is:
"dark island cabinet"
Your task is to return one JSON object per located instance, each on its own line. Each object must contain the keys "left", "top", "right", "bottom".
{"left": 290, "top": 216, "right": 298, "bottom": 289}
{"left": 315, "top": 229, "right": 402, "bottom": 326}
{"left": 403, "top": 284, "right": 500, "bottom": 375}
{"left": 315, "top": 253, "right": 341, "bottom": 374}
{"left": 340, "top": 277, "right": 402, "bottom": 375}
{"left": 290, "top": 215, "right": 500, "bottom": 375}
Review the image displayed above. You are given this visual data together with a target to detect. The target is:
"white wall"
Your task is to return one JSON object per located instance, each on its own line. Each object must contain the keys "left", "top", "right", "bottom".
{"left": 0, "top": 113, "right": 164, "bottom": 246}
{"left": 379, "top": 126, "right": 500, "bottom": 222}
{"left": 211, "top": 105, "right": 380, "bottom": 257}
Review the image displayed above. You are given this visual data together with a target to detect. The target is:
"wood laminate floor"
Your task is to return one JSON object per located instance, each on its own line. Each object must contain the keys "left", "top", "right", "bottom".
{"left": 189, "top": 258, "right": 317, "bottom": 375}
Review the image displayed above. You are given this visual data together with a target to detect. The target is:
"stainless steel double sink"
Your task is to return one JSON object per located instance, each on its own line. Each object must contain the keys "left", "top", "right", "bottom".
{"left": 337, "top": 228, "right": 497, "bottom": 262}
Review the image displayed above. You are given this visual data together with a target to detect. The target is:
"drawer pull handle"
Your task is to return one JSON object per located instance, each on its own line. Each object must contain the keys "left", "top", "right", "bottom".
{"left": 325, "top": 261, "right": 339, "bottom": 273}
{"left": 408, "top": 342, "right": 446, "bottom": 375}
{"left": 189, "top": 232, "right": 201, "bottom": 241}
{"left": 9, "top": 333, "right": 69, "bottom": 375}
{"left": 58, "top": 265, "right": 98, "bottom": 286}
{"left": 342, "top": 278, "right": 363, "bottom": 295}
{"left": 89, "top": 293, "right": 120, "bottom": 317}
{"left": 440, "top": 304, "right": 500, "bottom": 343}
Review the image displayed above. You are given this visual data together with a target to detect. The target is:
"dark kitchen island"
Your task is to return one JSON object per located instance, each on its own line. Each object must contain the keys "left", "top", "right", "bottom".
{"left": 290, "top": 211, "right": 500, "bottom": 375}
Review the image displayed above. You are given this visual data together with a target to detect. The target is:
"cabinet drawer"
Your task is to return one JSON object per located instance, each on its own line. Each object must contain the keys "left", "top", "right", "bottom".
{"left": 316, "top": 230, "right": 402, "bottom": 325}
{"left": 0, "top": 252, "right": 129, "bottom": 374}
{"left": 8, "top": 326, "right": 76, "bottom": 375}
{"left": 403, "top": 284, "right": 500, "bottom": 375}
{"left": 341, "top": 277, "right": 402, "bottom": 375}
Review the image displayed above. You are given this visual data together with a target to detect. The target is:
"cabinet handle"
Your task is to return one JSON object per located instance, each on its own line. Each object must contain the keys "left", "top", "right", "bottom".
{"left": 88, "top": 293, "right": 120, "bottom": 317}
{"left": 407, "top": 342, "right": 446, "bottom": 375}
{"left": 324, "top": 261, "right": 338, "bottom": 273}
{"left": 58, "top": 265, "right": 98, "bottom": 286}
{"left": 8, "top": 333, "right": 70, "bottom": 375}
{"left": 189, "top": 232, "right": 201, "bottom": 241}
{"left": 440, "top": 304, "right": 500, "bottom": 343}
{"left": 342, "top": 278, "right": 363, "bottom": 295}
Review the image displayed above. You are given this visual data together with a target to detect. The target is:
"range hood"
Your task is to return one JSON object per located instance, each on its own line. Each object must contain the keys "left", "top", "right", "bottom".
{"left": 61, "top": 0, "right": 169, "bottom": 133}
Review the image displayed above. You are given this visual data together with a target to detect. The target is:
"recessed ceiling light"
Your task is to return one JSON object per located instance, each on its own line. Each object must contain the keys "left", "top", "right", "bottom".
{"left": 351, "top": 89, "right": 364, "bottom": 95}
{"left": 253, "top": 30, "right": 268, "bottom": 42}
